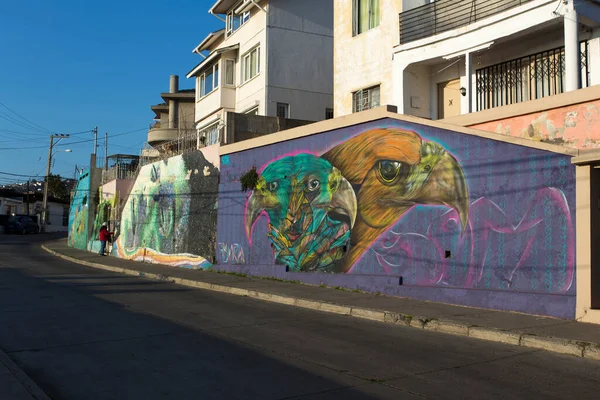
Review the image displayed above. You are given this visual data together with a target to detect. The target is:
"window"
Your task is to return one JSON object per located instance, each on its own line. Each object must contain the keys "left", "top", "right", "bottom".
{"left": 276, "top": 103, "right": 289, "bottom": 118}
{"left": 62, "top": 206, "right": 68, "bottom": 226}
{"left": 245, "top": 106, "right": 259, "bottom": 116}
{"left": 353, "top": 0, "right": 380, "bottom": 35}
{"left": 326, "top": 108, "right": 334, "bottom": 119}
{"left": 199, "top": 63, "right": 219, "bottom": 98}
{"left": 225, "top": 59, "right": 235, "bottom": 86}
{"left": 243, "top": 47, "right": 260, "bottom": 82}
{"left": 226, "top": 6, "right": 250, "bottom": 36}
{"left": 200, "top": 122, "right": 220, "bottom": 146}
{"left": 353, "top": 85, "right": 380, "bottom": 112}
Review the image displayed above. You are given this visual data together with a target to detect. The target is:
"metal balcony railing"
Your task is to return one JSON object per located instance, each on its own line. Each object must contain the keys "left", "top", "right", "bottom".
{"left": 399, "top": 0, "right": 534, "bottom": 45}
{"left": 475, "top": 42, "right": 590, "bottom": 111}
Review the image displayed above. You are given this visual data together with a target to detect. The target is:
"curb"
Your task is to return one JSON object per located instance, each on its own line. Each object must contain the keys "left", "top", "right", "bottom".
{"left": 0, "top": 349, "right": 51, "bottom": 400}
{"left": 42, "top": 245, "right": 600, "bottom": 362}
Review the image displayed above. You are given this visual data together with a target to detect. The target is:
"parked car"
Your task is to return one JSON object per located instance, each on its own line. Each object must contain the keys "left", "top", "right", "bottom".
{"left": 6, "top": 216, "right": 39, "bottom": 234}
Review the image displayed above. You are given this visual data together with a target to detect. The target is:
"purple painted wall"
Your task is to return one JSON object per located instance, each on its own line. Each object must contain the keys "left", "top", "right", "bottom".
{"left": 216, "top": 118, "right": 576, "bottom": 319}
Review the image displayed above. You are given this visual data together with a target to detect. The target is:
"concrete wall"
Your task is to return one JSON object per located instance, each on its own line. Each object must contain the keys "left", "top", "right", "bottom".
{"left": 334, "top": 0, "right": 402, "bottom": 117}
{"left": 443, "top": 86, "right": 600, "bottom": 149}
{"left": 111, "top": 151, "right": 219, "bottom": 269}
{"left": 68, "top": 169, "right": 91, "bottom": 250}
{"left": 224, "top": 112, "right": 314, "bottom": 144}
{"left": 216, "top": 114, "right": 577, "bottom": 319}
{"left": 266, "top": 0, "right": 334, "bottom": 121}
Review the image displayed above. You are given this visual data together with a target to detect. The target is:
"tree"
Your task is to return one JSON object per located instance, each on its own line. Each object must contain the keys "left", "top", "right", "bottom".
{"left": 46, "top": 174, "right": 69, "bottom": 200}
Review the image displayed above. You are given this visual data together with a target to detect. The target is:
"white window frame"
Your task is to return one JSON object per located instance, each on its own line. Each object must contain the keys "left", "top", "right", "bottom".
{"left": 276, "top": 103, "right": 290, "bottom": 118}
{"left": 242, "top": 46, "right": 260, "bottom": 83}
{"left": 226, "top": 3, "right": 251, "bottom": 37}
{"left": 199, "top": 121, "right": 221, "bottom": 146}
{"left": 224, "top": 59, "right": 236, "bottom": 86}
{"left": 198, "top": 63, "right": 220, "bottom": 99}
{"left": 353, "top": 0, "right": 380, "bottom": 36}
{"left": 353, "top": 85, "right": 380, "bottom": 112}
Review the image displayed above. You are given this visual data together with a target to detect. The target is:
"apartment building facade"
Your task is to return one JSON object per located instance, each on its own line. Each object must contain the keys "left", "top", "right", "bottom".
{"left": 334, "top": 0, "right": 600, "bottom": 120}
{"left": 186, "top": 0, "right": 334, "bottom": 146}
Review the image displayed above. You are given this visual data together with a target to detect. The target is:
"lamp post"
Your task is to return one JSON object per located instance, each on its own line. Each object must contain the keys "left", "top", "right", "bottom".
{"left": 42, "top": 133, "right": 71, "bottom": 233}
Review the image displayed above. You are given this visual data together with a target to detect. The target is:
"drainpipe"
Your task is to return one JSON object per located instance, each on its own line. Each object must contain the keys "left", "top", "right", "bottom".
{"left": 264, "top": 2, "right": 269, "bottom": 117}
{"left": 169, "top": 75, "right": 179, "bottom": 129}
{"left": 564, "top": 1, "right": 580, "bottom": 92}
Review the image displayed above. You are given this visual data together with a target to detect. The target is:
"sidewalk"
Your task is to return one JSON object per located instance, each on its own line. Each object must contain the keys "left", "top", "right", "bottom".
{"left": 43, "top": 239, "right": 600, "bottom": 362}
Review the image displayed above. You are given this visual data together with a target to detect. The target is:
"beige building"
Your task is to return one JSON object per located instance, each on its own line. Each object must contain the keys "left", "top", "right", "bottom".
{"left": 186, "top": 0, "right": 334, "bottom": 146}
{"left": 333, "top": 0, "right": 402, "bottom": 117}
{"left": 147, "top": 75, "right": 196, "bottom": 147}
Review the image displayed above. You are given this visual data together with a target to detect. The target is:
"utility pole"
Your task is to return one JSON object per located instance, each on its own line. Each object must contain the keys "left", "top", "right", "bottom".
{"left": 26, "top": 180, "right": 30, "bottom": 215}
{"left": 93, "top": 126, "right": 98, "bottom": 156}
{"left": 104, "top": 132, "right": 108, "bottom": 170}
{"left": 42, "top": 133, "right": 70, "bottom": 233}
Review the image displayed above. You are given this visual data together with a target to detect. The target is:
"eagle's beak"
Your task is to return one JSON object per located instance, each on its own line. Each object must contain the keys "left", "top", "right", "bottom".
{"left": 245, "top": 192, "right": 265, "bottom": 239}
{"left": 324, "top": 173, "right": 357, "bottom": 229}
{"left": 416, "top": 149, "right": 469, "bottom": 233}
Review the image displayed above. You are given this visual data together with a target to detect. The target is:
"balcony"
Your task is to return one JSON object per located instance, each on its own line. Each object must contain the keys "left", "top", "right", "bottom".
{"left": 148, "top": 121, "right": 179, "bottom": 145}
{"left": 399, "top": 0, "right": 534, "bottom": 45}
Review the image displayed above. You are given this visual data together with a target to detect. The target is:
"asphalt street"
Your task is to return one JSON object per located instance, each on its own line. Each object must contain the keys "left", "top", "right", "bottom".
{"left": 1, "top": 234, "right": 599, "bottom": 400}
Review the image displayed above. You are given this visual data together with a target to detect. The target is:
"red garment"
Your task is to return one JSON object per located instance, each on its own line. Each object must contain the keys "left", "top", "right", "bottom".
{"left": 99, "top": 227, "right": 111, "bottom": 241}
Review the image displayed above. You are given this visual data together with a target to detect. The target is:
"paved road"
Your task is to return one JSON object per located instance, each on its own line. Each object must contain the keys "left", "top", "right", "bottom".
{"left": 1, "top": 235, "right": 599, "bottom": 400}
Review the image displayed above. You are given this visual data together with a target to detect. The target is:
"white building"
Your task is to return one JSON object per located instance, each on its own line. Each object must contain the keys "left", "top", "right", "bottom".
{"left": 334, "top": 0, "right": 600, "bottom": 120}
{"left": 392, "top": 0, "right": 600, "bottom": 120}
{"left": 186, "top": 0, "right": 334, "bottom": 146}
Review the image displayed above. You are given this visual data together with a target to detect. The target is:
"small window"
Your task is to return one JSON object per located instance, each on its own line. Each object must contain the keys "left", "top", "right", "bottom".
{"left": 199, "top": 63, "right": 219, "bottom": 98}
{"left": 353, "top": 0, "right": 380, "bottom": 35}
{"left": 243, "top": 47, "right": 260, "bottom": 82}
{"left": 62, "top": 206, "right": 69, "bottom": 226}
{"left": 276, "top": 103, "right": 289, "bottom": 118}
{"left": 226, "top": 6, "right": 250, "bottom": 36}
{"left": 245, "top": 106, "right": 259, "bottom": 116}
{"left": 225, "top": 59, "right": 235, "bottom": 86}
{"left": 326, "top": 108, "right": 334, "bottom": 119}
{"left": 353, "top": 85, "right": 380, "bottom": 112}
{"left": 200, "top": 122, "right": 220, "bottom": 146}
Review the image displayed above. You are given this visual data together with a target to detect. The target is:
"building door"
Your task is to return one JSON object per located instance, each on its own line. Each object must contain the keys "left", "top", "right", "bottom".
{"left": 591, "top": 166, "right": 600, "bottom": 308}
{"left": 437, "top": 79, "right": 461, "bottom": 119}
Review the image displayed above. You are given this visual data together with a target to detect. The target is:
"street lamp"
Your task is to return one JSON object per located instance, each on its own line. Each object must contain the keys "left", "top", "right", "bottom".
{"left": 41, "top": 134, "right": 71, "bottom": 233}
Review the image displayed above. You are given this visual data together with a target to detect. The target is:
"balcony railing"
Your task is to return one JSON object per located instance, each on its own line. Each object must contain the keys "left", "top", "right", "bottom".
{"left": 399, "top": 0, "right": 534, "bottom": 45}
{"left": 475, "top": 42, "right": 590, "bottom": 111}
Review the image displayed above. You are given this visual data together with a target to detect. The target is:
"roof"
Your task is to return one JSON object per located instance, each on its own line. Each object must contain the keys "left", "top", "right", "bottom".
{"left": 193, "top": 29, "right": 225, "bottom": 55}
{"left": 209, "top": 0, "right": 238, "bottom": 14}
{"left": 186, "top": 44, "right": 240, "bottom": 78}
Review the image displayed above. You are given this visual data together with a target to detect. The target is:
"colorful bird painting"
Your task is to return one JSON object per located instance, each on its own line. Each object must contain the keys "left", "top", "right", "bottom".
{"left": 245, "top": 154, "right": 357, "bottom": 272}
{"left": 245, "top": 128, "right": 469, "bottom": 274}
{"left": 321, "top": 128, "right": 469, "bottom": 272}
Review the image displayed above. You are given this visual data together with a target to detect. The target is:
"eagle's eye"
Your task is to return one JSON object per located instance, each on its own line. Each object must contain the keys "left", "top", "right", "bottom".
{"left": 307, "top": 179, "right": 320, "bottom": 192}
{"left": 268, "top": 182, "right": 278, "bottom": 191}
{"left": 378, "top": 160, "right": 403, "bottom": 184}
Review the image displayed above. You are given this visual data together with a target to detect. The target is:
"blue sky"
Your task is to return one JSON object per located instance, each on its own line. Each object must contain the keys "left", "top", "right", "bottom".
{"left": 0, "top": 0, "right": 220, "bottom": 184}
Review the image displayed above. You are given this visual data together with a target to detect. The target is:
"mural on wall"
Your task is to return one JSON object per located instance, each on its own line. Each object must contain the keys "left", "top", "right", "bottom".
{"left": 246, "top": 130, "right": 469, "bottom": 273}
{"left": 88, "top": 189, "right": 118, "bottom": 254}
{"left": 218, "top": 119, "right": 576, "bottom": 317}
{"left": 470, "top": 100, "right": 600, "bottom": 149}
{"left": 68, "top": 170, "right": 91, "bottom": 250}
{"left": 113, "top": 151, "right": 219, "bottom": 269}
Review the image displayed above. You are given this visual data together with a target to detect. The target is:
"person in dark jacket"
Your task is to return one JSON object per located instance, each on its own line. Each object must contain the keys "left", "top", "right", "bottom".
{"left": 98, "top": 223, "right": 113, "bottom": 256}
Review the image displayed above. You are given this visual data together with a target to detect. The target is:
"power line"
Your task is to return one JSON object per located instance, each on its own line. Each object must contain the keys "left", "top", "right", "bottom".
{"left": 0, "top": 101, "right": 52, "bottom": 133}
{"left": 0, "top": 170, "right": 44, "bottom": 178}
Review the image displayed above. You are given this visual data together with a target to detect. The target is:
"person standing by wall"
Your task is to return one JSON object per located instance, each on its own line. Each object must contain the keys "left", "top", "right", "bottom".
{"left": 98, "top": 222, "right": 112, "bottom": 256}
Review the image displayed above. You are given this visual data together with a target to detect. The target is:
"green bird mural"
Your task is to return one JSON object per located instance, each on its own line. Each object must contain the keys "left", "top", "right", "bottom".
{"left": 245, "top": 154, "right": 357, "bottom": 272}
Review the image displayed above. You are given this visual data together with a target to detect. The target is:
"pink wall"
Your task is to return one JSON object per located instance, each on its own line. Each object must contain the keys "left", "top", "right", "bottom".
{"left": 470, "top": 100, "right": 600, "bottom": 149}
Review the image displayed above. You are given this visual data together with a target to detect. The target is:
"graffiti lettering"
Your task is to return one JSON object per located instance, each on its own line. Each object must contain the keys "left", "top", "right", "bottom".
{"left": 218, "top": 243, "right": 246, "bottom": 264}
